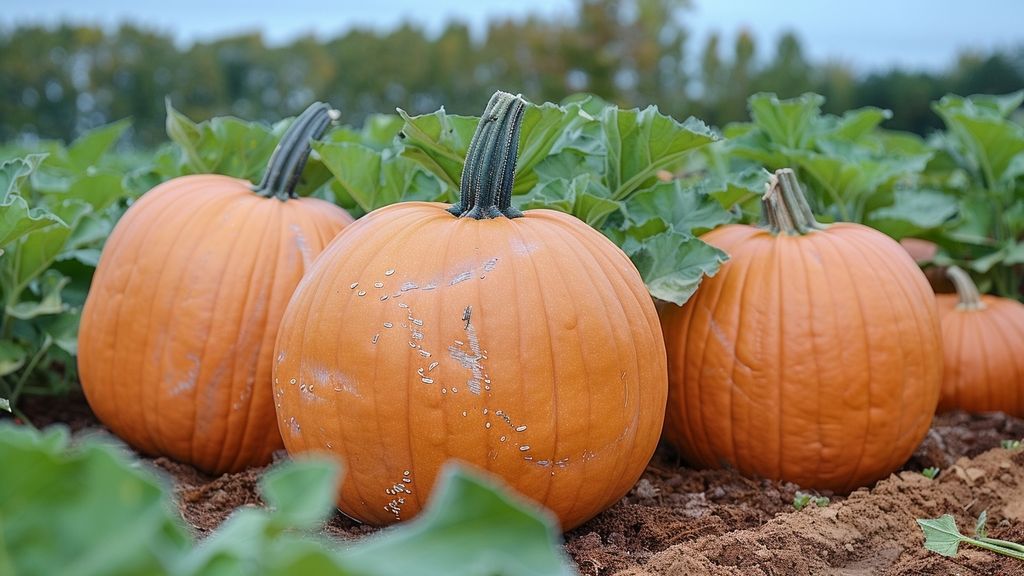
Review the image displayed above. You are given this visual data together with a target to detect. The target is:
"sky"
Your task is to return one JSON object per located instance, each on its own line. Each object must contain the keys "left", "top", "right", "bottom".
{"left": 2, "top": 0, "right": 1022, "bottom": 72}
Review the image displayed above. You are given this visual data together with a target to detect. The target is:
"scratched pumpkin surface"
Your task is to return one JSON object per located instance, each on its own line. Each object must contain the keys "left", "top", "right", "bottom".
{"left": 273, "top": 201, "right": 668, "bottom": 529}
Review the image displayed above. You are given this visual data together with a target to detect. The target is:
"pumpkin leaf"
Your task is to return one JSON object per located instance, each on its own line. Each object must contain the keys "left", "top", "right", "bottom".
{"left": 624, "top": 230, "right": 729, "bottom": 306}
{"left": 602, "top": 106, "right": 717, "bottom": 200}
{"left": 933, "top": 93, "right": 1024, "bottom": 188}
{"left": 260, "top": 458, "right": 343, "bottom": 530}
{"left": 623, "top": 180, "right": 734, "bottom": 238}
{"left": 344, "top": 464, "right": 575, "bottom": 576}
{"left": 316, "top": 141, "right": 446, "bottom": 214}
{"left": 866, "top": 189, "right": 959, "bottom": 239}
{"left": 65, "top": 119, "right": 130, "bottom": 171}
{"left": 0, "top": 341, "right": 27, "bottom": 377}
{"left": 747, "top": 92, "right": 825, "bottom": 150}
{"left": 5, "top": 270, "right": 69, "bottom": 320}
{"left": 396, "top": 107, "right": 478, "bottom": 190}
{"left": 0, "top": 423, "right": 191, "bottom": 576}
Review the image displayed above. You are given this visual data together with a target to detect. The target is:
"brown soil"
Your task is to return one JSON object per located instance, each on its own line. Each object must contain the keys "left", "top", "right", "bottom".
{"left": 15, "top": 394, "right": 1024, "bottom": 575}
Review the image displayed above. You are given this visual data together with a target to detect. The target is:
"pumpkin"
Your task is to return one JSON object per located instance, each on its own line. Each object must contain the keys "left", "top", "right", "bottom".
{"left": 79, "top": 103, "right": 353, "bottom": 474}
{"left": 659, "top": 169, "right": 942, "bottom": 493}
{"left": 272, "top": 91, "right": 667, "bottom": 529}
{"left": 936, "top": 266, "right": 1024, "bottom": 415}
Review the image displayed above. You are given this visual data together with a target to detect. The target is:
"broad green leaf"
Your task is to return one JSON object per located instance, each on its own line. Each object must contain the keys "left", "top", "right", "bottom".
{"left": 917, "top": 515, "right": 964, "bottom": 557}
{"left": 0, "top": 424, "right": 190, "bottom": 576}
{"left": 0, "top": 194, "right": 66, "bottom": 249}
{"left": 748, "top": 92, "right": 825, "bottom": 149}
{"left": 626, "top": 231, "right": 729, "bottom": 305}
{"left": 165, "top": 100, "right": 282, "bottom": 181}
{"left": 0, "top": 155, "right": 46, "bottom": 200}
{"left": 602, "top": 106, "right": 716, "bottom": 200}
{"left": 66, "top": 119, "right": 130, "bottom": 170}
{"left": 6, "top": 270, "right": 69, "bottom": 320}
{"left": 934, "top": 94, "right": 1024, "bottom": 187}
{"left": 67, "top": 171, "right": 125, "bottom": 211}
{"left": 825, "top": 107, "right": 892, "bottom": 142}
{"left": 260, "top": 458, "right": 342, "bottom": 530}
{"left": 397, "top": 107, "right": 478, "bottom": 189}
{"left": 513, "top": 101, "right": 596, "bottom": 193}
{"left": 316, "top": 141, "right": 445, "bottom": 213}
{"left": 166, "top": 98, "right": 207, "bottom": 173}
{"left": 10, "top": 200, "right": 91, "bottom": 291}
{"left": 867, "top": 189, "right": 959, "bottom": 238}
{"left": 345, "top": 464, "right": 574, "bottom": 576}
{"left": 0, "top": 340, "right": 27, "bottom": 377}
{"left": 327, "top": 113, "right": 406, "bottom": 150}
{"left": 518, "top": 175, "right": 617, "bottom": 227}
{"left": 624, "top": 180, "right": 734, "bottom": 237}
{"left": 39, "top": 312, "right": 80, "bottom": 355}
{"left": 704, "top": 167, "right": 772, "bottom": 220}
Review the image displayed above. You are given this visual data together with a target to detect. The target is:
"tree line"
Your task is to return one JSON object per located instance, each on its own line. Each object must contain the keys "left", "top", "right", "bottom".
{"left": 2, "top": 0, "right": 1021, "bottom": 147}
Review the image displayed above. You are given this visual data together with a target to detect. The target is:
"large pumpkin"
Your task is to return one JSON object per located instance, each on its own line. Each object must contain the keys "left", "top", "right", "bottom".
{"left": 272, "top": 91, "right": 667, "bottom": 529}
{"left": 79, "top": 103, "right": 353, "bottom": 474}
{"left": 659, "top": 169, "right": 942, "bottom": 493}
{"left": 936, "top": 266, "right": 1024, "bottom": 415}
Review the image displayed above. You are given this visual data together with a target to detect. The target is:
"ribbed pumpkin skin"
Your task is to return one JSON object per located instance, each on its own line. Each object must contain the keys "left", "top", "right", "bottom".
{"left": 273, "top": 202, "right": 667, "bottom": 529}
{"left": 936, "top": 295, "right": 1024, "bottom": 415}
{"left": 79, "top": 174, "right": 352, "bottom": 474}
{"left": 660, "top": 222, "right": 942, "bottom": 493}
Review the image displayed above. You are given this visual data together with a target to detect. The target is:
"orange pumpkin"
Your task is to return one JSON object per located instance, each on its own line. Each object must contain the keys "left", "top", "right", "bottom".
{"left": 660, "top": 169, "right": 942, "bottom": 493}
{"left": 272, "top": 92, "right": 667, "bottom": 529}
{"left": 79, "top": 103, "right": 353, "bottom": 474}
{"left": 936, "top": 266, "right": 1024, "bottom": 415}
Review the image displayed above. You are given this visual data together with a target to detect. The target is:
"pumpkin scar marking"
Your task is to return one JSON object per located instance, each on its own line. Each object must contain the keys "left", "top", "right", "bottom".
{"left": 168, "top": 352, "right": 201, "bottom": 397}
{"left": 384, "top": 470, "right": 413, "bottom": 520}
{"left": 289, "top": 224, "right": 312, "bottom": 268}
{"left": 448, "top": 317, "right": 487, "bottom": 395}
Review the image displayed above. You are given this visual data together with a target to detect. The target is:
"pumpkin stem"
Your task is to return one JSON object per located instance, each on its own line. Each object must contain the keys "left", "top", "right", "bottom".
{"left": 761, "top": 168, "right": 823, "bottom": 235}
{"left": 253, "top": 102, "right": 338, "bottom": 201}
{"left": 449, "top": 91, "right": 526, "bottom": 219}
{"left": 947, "top": 265, "right": 986, "bottom": 310}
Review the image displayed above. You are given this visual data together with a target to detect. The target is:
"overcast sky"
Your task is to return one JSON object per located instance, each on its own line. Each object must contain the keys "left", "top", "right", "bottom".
{"left": 3, "top": 0, "right": 1022, "bottom": 72}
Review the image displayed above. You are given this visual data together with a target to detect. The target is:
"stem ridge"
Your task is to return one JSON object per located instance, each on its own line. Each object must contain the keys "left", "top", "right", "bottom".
{"left": 449, "top": 91, "right": 526, "bottom": 219}
{"left": 761, "top": 168, "right": 823, "bottom": 235}
{"left": 253, "top": 102, "right": 337, "bottom": 200}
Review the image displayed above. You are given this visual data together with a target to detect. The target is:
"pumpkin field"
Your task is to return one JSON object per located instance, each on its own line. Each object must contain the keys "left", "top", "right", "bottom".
{"left": 3, "top": 86, "right": 1024, "bottom": 575}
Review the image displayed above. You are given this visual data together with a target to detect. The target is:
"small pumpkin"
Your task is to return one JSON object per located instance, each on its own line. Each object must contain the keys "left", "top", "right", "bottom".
{"left": 79, "top": 103, "right": 353, "bottom": 474}
{"left": 659, "top": 169, "right": 942, "bottom": 493}
{"left": 272, "top": 91, "right": 667, "bottom": 529}
{"left": 936, "top": 266, "right": 1024, "bottom": 415}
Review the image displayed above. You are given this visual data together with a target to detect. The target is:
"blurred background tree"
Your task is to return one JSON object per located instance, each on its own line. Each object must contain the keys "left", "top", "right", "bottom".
{"left": 1, "top": 0, "right": 1021, "bottom": 147}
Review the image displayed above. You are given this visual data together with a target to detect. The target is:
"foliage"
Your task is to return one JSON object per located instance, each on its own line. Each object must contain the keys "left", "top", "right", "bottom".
{"left": 925, "top": 91, "right": 1024, "bottom": 298}
{"left": 374, "top": 95, "right": 733, "bottom": 305}
{"left": 792, "top": 492, "right": 830, "bottom": 511}
{"left": 0, "top": 121, "right": 133, "bottom": 414}
{"left": 711, "top": 92, "right": 958, "bottom": 237}
{"left": 918, "top": 511, "right": 1024, "bottom": 561}
{"left": 0, "top": 422, "right": 576, "bottom": 576}
{"left": 921, "top": 467, "right": 940, "bottom": 480}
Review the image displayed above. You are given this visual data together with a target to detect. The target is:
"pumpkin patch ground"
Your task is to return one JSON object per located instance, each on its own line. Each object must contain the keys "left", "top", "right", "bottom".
{"left": 19, "top": 394, "right": 1024, "bottom": 575}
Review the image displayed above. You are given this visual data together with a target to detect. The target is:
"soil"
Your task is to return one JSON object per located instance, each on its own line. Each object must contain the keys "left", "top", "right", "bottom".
{"left": 15, "top": 393, "right": 1024, "bottom": 575}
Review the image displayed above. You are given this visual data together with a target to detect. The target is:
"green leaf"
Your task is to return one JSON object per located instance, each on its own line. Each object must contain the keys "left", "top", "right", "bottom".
{"left": 0, "top": 194, "right": 66, "bottom": 249}
{"left": 316, "top": 141, "right": 445, "bottom": 213}
{"left": 165, "top": 98, "right": 207, "bottom": 173}
{"left": 6, "top": 270, "right": 69, "bottom": 320}
{"left": 260, "top": 458, "right": 342, "bottom": 530}
{"left": 66, "top": 119, "right": 130, "bottom": 171}
{"left": 867, "top": 189, "right": 959, "bottom": 238}
{"left": 624, "top": 180, "right": 734, "bottom": 237}
{"left": 825, "top": 107, "right": 893, "bottom": 142}
{"left": 0, "top": 154, "right": 46, "bottom": 200}
{"left": 934, "top": 94, "right": 1024, "bottom": 187}
{"left": 518, "top": 175, "right": 618, "bottom": 227}
{"left": 626, "top": 231, "right": 728, "bottom": 306}
{"left": 10, "top": 200, "right": 91, "bottom": 291}
{"left": 0, "top": 340, "right": 27, "bottom": 377}
{"left": 917, "top": 515, "right": 965, "bottom": 557}
{"left": 67, "top": 171, "right": 125, "bottom": 211}
{"left": 602, "top": 106, "right": 717, "bottom": 200}
{"left": 345, "top": 464, "right": 574, "bottom": 576}
{"left": 0, "top": 423, "right": 191, "bottom": 576}
{"left": 748, "top": 92, "right": 825, "bottom": 150}
{"left": 397, "top": 107, "right": 478, "bottom": 190}
{"left": 976, "top": 510, "right": 989, "bottom": 539}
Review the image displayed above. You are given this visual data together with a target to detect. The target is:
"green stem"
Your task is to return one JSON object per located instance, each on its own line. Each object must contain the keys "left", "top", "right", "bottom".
{"left": 761, "top": 168, "right": 824, "bottom": 236}
{"left": 449, "top": 91, "right": 526, "bottom": 220}
{"left": 9, "top": 338, "right": 50, "bottom": 407}
{"left": 946, "top": 266, "right": 985, "bottom": 311}
{"left": 964, "top": 536, "right": 1024, "bottom": 560}
{"left": 980, "top": 537, "right": 1024, "bottom": 554}
{"left": 252, "top": 102, "right": 337, "bottom": 201}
